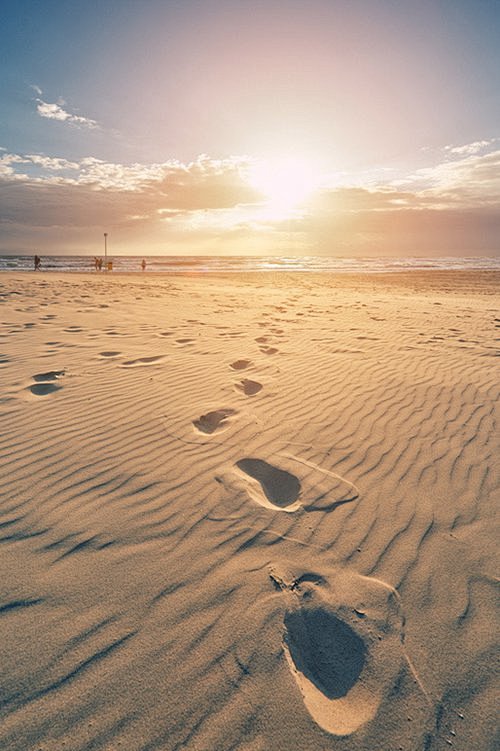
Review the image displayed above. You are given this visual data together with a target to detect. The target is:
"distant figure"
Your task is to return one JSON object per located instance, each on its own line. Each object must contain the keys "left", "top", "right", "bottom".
{"left": 34, "top": 254, "right": 41, "bottom": 271}
{"left": 141, "top": 258, "right": 146, "bottom": 272}
{"left": 97, "top": 257, "right": 103, "bottom": 271}
{"left": 94, "top": 256, "right": 99, "bottom": 271}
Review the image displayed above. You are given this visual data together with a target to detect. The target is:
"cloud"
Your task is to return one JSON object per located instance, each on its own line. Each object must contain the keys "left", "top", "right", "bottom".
{"left": 444, "top": 139, "right": 497, "bottom": 156}
{"left": 0, "top": 148, "right": 498, "bottom": 256}
{"left": 0, "top": 153, "right": 262, "bottom": 231}
{"left": 302, "top": 201, "right": 500, "bottom": 257}
{"left": 30, "top": 84, "right": 43, "bottom": 96}
{"left": 36, "top": 99, "right": 98, "bottom": 129}
{"left": 0, "top": 152, "right": 29, "bottom": 178}
{"left": 308, "top": 186, "right": 438, "bottom": 213}
{"left": 398, "top": 149, "right": 500, "bottom": 207}
{"left": 25, "top": 155, "right": 80, "bottom": 171}
{"left": 0, "top": 152, "right": 80, "bottom": 179}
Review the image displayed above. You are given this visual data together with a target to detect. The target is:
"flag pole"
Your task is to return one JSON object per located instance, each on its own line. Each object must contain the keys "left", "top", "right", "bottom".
{"left": 104, "top": 232, "right": 108, "bottom": 271}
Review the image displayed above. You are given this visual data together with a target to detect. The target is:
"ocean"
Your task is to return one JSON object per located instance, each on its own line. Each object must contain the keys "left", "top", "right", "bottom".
{"left": 0, "top": 254, "right": 499, "bottom": 274}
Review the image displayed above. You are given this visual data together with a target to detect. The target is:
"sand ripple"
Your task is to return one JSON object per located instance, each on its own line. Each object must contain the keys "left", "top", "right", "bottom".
{"left": 0, "top": 271, "right": 498, "bottom": 751}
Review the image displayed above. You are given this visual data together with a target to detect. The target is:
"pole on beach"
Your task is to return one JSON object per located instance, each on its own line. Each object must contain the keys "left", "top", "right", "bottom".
{"left": 104, "top": 232, "right": 108, "bottom": 271}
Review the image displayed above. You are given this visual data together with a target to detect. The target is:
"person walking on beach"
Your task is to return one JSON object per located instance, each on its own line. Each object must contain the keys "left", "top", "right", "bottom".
{"left": 34, "top": 254, "right": 41, "bottom": 271}
{"left": 141, "top": 258, "right": 146, "bottom": 272}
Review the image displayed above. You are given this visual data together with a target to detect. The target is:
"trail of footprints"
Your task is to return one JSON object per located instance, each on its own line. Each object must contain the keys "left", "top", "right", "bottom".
{"left": 85, "top": 308, "right": 407, "bottom": 739}
{"left": 192, "top": 359, "right": 263, "bottom": 436}
{"left": 189, "top": 337, "right": 421, "bottom": 739}
{"left": 188, "top": 351, "right": 387, "bottom": 738}
{"left": 14, "top": 293, "right": 429, "bottom": 740}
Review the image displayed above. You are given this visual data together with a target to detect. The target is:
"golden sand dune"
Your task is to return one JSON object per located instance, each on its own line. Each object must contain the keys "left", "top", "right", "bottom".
{"left": 0, "top": 270, "right": 498, "bottom": 751}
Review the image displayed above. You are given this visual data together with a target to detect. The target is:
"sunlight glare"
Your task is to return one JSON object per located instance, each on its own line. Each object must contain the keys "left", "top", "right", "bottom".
{"left": 249, "top": 156, "right": 320, "bottom": 210}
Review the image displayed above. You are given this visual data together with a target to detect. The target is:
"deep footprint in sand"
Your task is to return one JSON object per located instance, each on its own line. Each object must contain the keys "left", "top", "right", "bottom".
{"left": 271, "top": 566, "right": 431, "bottom": 740}
{"left": 236, "top": 458, "right": 301, "bottom": 510}
{"left": 227, "top": 455, "right": 359, "bottom": 513}
{"left": 33, "top": 370, "right": 65, "bottom": 381}
{"left": 29, "top": 382, "right": 62, "bottom": 396}
{"left": 284, "top": 608, "right": 366, "bottom": 699}
{"left": 230, "top": 359, "right": 252, "bottom": 370}
{"left": 193, "top": 408, "right": 237, "bottom": 434}
{"left": 235, "top": 379, "right": 263, "bottom": 396}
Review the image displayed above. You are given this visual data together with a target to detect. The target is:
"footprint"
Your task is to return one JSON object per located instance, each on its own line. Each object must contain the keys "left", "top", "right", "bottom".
{"left": 284, "top": 608, "right": 366, "bottom": 698}
{"left": 235, "top": 379, "right": 263, "bottom": 396}
{"left": 260, "top": 346, "right": 279, "bottom": 355}
{"left": 230, "top": 359, "right": 252, "bottom": 370}
{"left": 235, "top": 458, "right": 301, "bottom": 511}
{"left": 224, "top": 455, "right": 358, "bottom": 514}
{"left": 283, "top": 586, "right": 375, "bottom": 735}
{"left": 29, "top": 383, "right": 62, "bottom": 396}
{"left": 193, "top": 408, "right": 237, "bottom": 434}
{"left": 121, "top": 355, "right": 165, "bottom": 367}
{"left": 274, "top": 566, "right": 431, "bottom": 739}
{"left": 99, "top": 351, "right": 121, "bottom": 358}
{"left": 176, "top": 338, "right": 195, "bottom": 345}
{"left": 33, "top": 370, "right": 65, "bottom": 382}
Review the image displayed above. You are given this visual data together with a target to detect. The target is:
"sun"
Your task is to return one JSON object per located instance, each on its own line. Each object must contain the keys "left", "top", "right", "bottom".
{"left": 248, "top": 156, "right": 319, "bottom": 211}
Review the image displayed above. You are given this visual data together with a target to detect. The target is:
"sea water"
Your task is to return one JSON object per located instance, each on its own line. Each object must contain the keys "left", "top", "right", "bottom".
{"left": 0, "top": 254, "right": 499, "bottom": 273}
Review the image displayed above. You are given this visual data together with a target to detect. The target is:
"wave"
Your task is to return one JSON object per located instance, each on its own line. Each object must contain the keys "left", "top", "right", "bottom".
{"left": 1, "top": 254, "right": 499, "bottom": 273}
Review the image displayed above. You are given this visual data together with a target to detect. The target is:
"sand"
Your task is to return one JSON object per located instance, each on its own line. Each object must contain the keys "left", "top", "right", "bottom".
{"left": 0, "top": 269, "right": 498, "bottom": 751}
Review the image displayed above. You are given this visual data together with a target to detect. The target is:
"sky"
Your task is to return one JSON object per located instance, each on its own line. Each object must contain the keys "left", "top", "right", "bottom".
{"left": 1, "top": 0, "right": 499, "bottom": 257}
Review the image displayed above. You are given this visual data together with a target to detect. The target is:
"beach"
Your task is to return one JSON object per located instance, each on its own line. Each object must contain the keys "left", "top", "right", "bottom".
{"left": 0, "top": 269, "right": 498, "bottom": 751}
